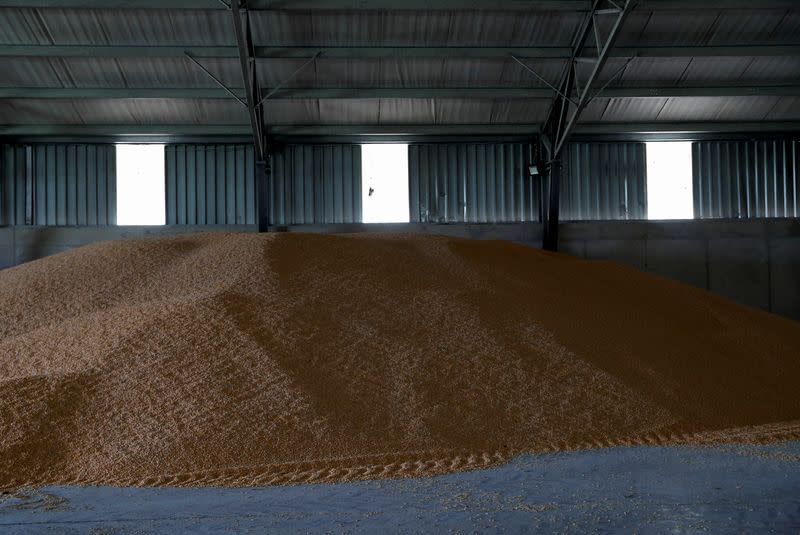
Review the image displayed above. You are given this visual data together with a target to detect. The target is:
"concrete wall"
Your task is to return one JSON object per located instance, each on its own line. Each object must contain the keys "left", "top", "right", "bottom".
{"left": 557, "top": 219, "right": 800, "bottom": 320}
{"left": 0, "top": 219, "right": 798, "bottom": 320}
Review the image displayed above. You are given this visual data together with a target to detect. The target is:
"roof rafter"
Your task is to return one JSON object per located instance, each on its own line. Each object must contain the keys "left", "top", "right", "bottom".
{"left": 4, "top": 122, "right": 800, "bottom": 138}
{"left": 539, "top": 0, "right": 633, "bottom": 251}
{"left": 3, "top": 85, "right": 800, "bottom": 99}
{"left": 4, "top": 45, "right": 800, "bottom": 59}
{"left": 0, "top": 0, "right": 797, "bottom": 8}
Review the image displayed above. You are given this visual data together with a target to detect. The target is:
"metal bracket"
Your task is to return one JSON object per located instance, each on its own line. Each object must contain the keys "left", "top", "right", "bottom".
{"left": 184, "top": 52, "right": 248, "bottom": 107}
{"left": 257, "top": 51, "right": 321, "bottom": 106}
{"left": 512, "top": 55, "right": 579, "bottom": 106}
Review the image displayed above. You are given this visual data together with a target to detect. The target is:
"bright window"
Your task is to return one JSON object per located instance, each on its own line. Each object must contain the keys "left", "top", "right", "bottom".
{"left": 116, "top": 144, "right": 166, "bottom": 225}
{"left": 361, "top": 144, "right": 410, "bottom": 223}
{"left": 646, "top": 141, "right": 693, "bottom": 220}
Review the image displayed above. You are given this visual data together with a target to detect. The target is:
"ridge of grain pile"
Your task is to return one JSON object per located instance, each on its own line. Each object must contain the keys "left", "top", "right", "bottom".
{"left": 1, "top": 232, "right": 799, "bottom": 489}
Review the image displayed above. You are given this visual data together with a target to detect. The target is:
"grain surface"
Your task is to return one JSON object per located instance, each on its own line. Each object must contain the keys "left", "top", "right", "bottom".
{"left": 1, "top": 232, "right": 799, "bottom": 489}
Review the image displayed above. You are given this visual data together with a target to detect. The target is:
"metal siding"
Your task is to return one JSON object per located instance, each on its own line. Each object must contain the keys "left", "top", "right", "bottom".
{"left": 0, "top": 144, "right": 115, "bottom": 226}
{"left": 205, "top": 147, "right": 215, "bottom": 224}
{"left": 1, "top": 147, "right": 9, "bottom": 225}
{"left": 408, "top": 146, "right": 420, "bottom": 223}
{"left": 306, "top": 145, "right": 315, "bottom": 224}
{"left": 693, "top": 140, "right": 799, "bottom": 219}
{"left": 226, "top": 145, "right": 236, "bottom": 224}
{"left": 55, "top": 145, "right": 66, "bottom": 225}
{"left": 107, "top": 147, "right": 116, "bottom": 224}
{"left": 65, "top": 145, "right": 75, "bottom": 225}
{"left": 245, "top": 147, "right": 255, "bottom": 225}
{"left": 1, "top": 146, "right": 21, "bottom": 225}
{"left": 44, "top": 146, "right": 55, "bottom": 225}
{"left": 408, "top": 142, "right": 537, "bottom": 223}
{"left": 268, "top": 144, "right": 362, "bottom": 225}
{"left": 333, "top": 147, "right": 343, "bottom": 223}
{"left": 186, "top": 145, "right": 196, "bottom": 225}
{"left": 561, "top": 142, "right": 647, "bottom": 221}
{"left": 295, "top": 146, "right": 306, "bottom": 224}
{"left": 165, "top": 145, "right": 176, "bottom": 224}
{"left": 353, "top": 146, "right": 362, "bottom": 225}
{"left": 215, "top": 146, "right": 225, "bottom": 224}
{"left": 165, "top": 144, "right": 257, "bottom": 225}
{"left": 87, "top": 145, "right": 98, "bottom": 225}
{"left": 96, "top": 147, "right": 108, "bottom": 224}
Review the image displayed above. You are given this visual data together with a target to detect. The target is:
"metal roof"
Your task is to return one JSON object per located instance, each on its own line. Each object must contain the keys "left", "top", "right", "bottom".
{"left": 0, "top": 2, "right": 799, "bottom": 138}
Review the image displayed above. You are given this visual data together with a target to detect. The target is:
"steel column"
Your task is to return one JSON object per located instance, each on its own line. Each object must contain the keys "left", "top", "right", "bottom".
{"left": 3, "top": 45, "right": 800, "bottom": 59}
{"left": 542, "top": 159, "right": 562, "bottom": 251}
{"left": 231, "top": 0, "right": 270, "bottom": 232}
{"left": 256, "top": 159, "right": 270, "bottom": 232}
{"left": 538, "top": 0, "right": 632, "bottom": 251}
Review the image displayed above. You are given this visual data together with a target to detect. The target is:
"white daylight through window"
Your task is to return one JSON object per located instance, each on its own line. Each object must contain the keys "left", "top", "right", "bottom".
{"left": 646, "top": 141, "right": 693, "bottom": 220}
{"left": 361, "top": 144, "right": 410, "bottom": 223}
{"left": 116, "top": 144, "right": 166, "bottom": 225}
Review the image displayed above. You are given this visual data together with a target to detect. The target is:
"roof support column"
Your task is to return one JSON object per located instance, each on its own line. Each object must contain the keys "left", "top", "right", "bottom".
{"left": 231, "top": 0, "right": 270, "bottom": 232}
{"left": 539, "top": 0, "right": 633, "bottom": 251}
{"left": 256, "top": 159, "right": 271, "bottom": 233}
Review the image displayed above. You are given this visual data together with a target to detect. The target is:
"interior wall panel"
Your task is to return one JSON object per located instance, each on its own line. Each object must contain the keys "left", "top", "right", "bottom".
{"left": 165, "top": 144, "right": 256, "bottom": 225}
{"left": 408, "top": 143, "right": 538, "bottom": 223}
{"left": 561, "top": 142, "right": 648, "bottom": 221}
{"left": 1, "top": 145, "right": 21, "bottom": 226}
{"left": 1, "top": 144, "right": 115, "bottom": 226}
{"left": 166, "top": 143, "right": 362, "bottom": 226}
{"left": 270, "top": 144, "right": 362, "bottom": 225}
{"left": 693, "top": 140, "right": 799, "bottom": 219}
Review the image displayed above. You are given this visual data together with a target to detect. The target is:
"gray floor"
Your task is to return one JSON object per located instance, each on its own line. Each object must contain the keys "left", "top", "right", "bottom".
{"left": 1, "top": 442, "right": 799, "bottom": 534}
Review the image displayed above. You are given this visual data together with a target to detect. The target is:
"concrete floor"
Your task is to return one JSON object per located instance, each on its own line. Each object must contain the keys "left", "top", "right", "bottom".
{"left": 1, "top": 442, "right": 798, "bottom": 534}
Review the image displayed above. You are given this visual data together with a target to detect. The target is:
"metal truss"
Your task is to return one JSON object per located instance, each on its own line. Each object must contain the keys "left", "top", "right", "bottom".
{"left": 229, "top": 0, "right": 271, "bottom": 231}
{"left": 539, "top": 0, "right": 633, "bottom": 251}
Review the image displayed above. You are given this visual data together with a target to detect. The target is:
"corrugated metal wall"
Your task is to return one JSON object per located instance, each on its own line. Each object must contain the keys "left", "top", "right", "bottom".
{"left": 561, "top": 142, "right": 647, "bottom": 221}
{"left": 693, "top": 140, "right": 799, "bottom": 219}
{"left": 165, "top": 143, "right": 363, "bottom": 225}
{"left": 270, "top": 144, "right": 362, "bottom": 225}
{"left": 1, "top": 144, "right": 116, "bottom": 226}
{"left": 408, "top": 143, "right": 538, "bottom": 223}
{"left": 1, "top": 145, "right": 23, "bottom": 226}
{"left": 165, "top": 144, "right": 256, "bottom": 225}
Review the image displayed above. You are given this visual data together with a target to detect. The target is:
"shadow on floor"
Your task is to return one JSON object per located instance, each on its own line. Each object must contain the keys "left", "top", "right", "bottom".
{"left": 1, "top": 442, "right": 799, "bottom": 534}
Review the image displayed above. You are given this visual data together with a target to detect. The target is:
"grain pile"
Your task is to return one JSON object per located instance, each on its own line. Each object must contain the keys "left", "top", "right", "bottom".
{"left": 1, "top": 232, "right": 799, "bottom": 489}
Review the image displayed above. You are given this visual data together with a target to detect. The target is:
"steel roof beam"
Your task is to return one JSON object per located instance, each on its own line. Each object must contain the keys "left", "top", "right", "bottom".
{"left": 613, "top": 45, "right": 800, "bottom": 58}
{"left": 597, "top": 85, "right": 800, "bottom": 97}
{"left": 1, "top": 0, "right": 797, "bottom": 9}
{"left": 0, "top": 45, "right": 241, "bottom": 58}
{"left": 230, "top": 0, "right": 272, "bottom": 233}
{"left": 0, "top": 0, "right": 591, "bottom": 9}
{"left": 0, "top": 124, "right": 550, "bottom": 138}
{"left": 5, "top": 85, "right": 799, "bottom": 99}
{"left": 0, "top": 124, "right": 255, "bottom": 136}
{"left": 3, "top": 45, "right": 799, "bottom": 59}
{"left": 4, "top": 122, "right": 800, "bottom": 138}
{"left": 230, "top": 0, "right": 264, "bottom": 161}
{"left": 573, "top": 122, "right": 800, "bottom": 134}
{"left": 0, "top": 124, "right": 544, "bottom": 136}
{"left": 538, "top": 0, "right": 633, "bottom": 251}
